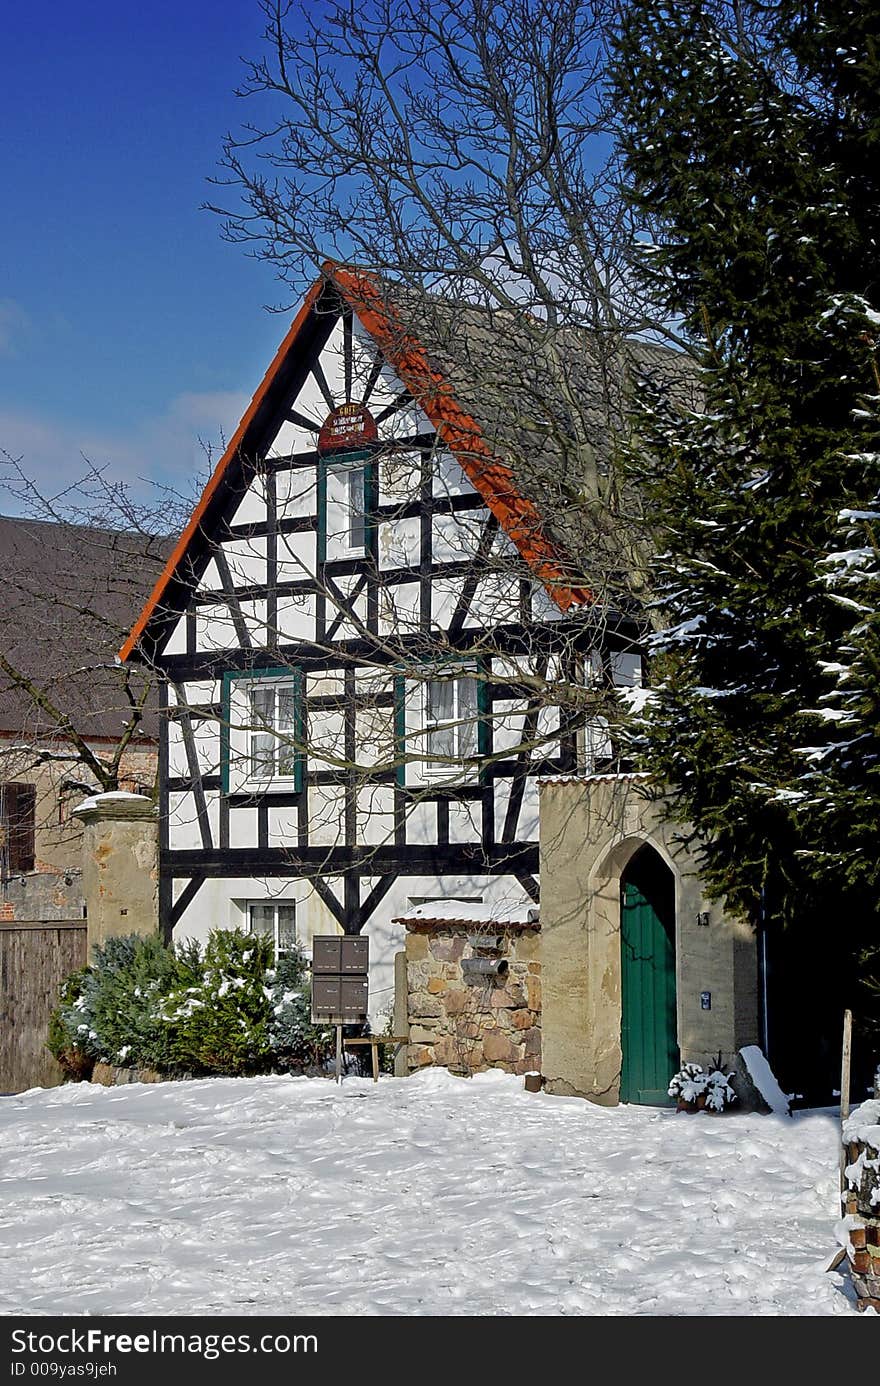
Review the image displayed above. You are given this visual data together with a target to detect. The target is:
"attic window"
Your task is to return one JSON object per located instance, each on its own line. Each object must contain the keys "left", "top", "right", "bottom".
{"left": 323, "top": 453, "right": 371, "bottom": 556}
{"left": 344, "top": 464, "right": 365, "bottom": 550}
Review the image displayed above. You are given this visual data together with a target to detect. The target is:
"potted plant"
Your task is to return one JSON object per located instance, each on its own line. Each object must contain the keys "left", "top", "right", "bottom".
{"left": 668, "top": 1054, "right": 737, "bottom": 1113}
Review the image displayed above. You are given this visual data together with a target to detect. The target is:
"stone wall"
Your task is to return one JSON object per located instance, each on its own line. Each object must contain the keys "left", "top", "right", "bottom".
{"left": 0, "top": 869, "right": 83, "bottom": 923}
{"left": 842, "top": 1098, "right": 880, "bottom": 1311}
{"left": 405, "top": 922, "right": 541, "bottom": 1076}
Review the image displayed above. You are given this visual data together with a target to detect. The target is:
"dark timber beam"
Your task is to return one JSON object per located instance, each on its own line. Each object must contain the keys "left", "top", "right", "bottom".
{"left": 161, "top": 843, "right": 539, "bottom": 877}
{"left": 170, "top": 874, "right": 206, "bottom": 927}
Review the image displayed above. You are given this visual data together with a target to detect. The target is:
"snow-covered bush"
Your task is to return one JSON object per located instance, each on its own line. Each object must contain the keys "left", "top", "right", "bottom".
{"left": 47, "top": 967, "right": 99, "bottom": 1079}
{"left": 267, "top": 952, "right": 333, "bottom": 1070}
{"left": 48, "top": 929, "right": 337, "bottom": 1080}
{"left": 668, "top": 1056, "right": 737, "bottom": 1112}
{"left": 47, "top": 934, "right": 185, "bottom": 1076}
{"left": 92, "top": 933, "right": 187, "bottom": 1071}
{"left": 161, "top": 928, "right": 275, "bottom": 1075}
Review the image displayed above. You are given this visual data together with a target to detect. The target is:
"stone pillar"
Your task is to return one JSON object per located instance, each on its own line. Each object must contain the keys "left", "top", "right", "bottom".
{"left": 393, "top": 951, "right": 409, "bottom": 1077}
{"left": 72, "top": 793, "right": 159, "bottom": 952}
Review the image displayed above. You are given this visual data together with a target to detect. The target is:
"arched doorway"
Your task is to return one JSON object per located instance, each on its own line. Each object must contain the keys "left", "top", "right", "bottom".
{"left": 619, "top": 844, "right": 679, "bottom": 1104}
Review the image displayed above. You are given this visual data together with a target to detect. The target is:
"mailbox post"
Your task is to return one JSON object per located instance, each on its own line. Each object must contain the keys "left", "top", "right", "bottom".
{"left": 311, "top": 936, "right": 370, "bottom": 1082}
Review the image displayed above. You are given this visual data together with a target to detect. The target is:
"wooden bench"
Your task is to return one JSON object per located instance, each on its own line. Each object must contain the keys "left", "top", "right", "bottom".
{"left": 343, "top": 1035, "right": 409, "bottom": 1082}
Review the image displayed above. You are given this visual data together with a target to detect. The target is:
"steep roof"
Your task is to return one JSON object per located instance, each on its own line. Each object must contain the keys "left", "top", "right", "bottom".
{"left": 121, "top": 263, "right": 694, "bottom": 662}
{"left": 0, "top": 516, "right": 170, "bottom": 742}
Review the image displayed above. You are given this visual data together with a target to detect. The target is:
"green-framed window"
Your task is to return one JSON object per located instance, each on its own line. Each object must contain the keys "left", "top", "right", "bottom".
{"left": 317, "top": 449, "right": 376, "bottom": 560}
{"left": 221, "top": 667, "right": 305, "bottom": 794}
{"left": 394, "top": 660, "right": 490, "bottom": 786}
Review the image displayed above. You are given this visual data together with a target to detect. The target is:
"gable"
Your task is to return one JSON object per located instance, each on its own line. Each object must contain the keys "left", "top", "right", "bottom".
{"left": 120, "top": 264, "right": 591, "bottom": 664}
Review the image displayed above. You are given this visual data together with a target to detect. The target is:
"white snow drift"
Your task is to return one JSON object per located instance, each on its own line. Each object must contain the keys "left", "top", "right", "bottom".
{"left": 0, "top": 1070, "right": 859, "bottom": 1316}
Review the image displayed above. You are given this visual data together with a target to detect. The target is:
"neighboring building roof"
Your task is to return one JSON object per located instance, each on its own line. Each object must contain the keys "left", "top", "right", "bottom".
{"left": 0, "top": 516, "right": 171, "bottom": 742}
{"left": 121, "top": 261, "right": 695, "bottom": 663}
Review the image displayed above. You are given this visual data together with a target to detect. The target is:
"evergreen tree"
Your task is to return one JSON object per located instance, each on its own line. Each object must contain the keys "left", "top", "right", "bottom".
{"left": 611, "top": 0, "right": 880, "bottom": 1080}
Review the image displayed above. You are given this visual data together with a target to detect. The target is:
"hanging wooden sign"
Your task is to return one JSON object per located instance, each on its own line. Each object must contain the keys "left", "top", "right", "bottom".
{"left": 317, "top": 402, "right": 378, "bottom": 456}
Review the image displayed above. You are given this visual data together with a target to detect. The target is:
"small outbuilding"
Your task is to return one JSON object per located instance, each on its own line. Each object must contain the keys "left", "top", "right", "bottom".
{"left": 537, "top": 774, "right": 760, "bottom": 1104}
{"left": 396, "top": 774, "right": 762, "bottom": 1106}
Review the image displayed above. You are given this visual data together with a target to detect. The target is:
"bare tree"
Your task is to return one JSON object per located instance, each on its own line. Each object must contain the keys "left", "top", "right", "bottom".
{"left": 101, "top": 0, "right": 707, "bottom": 959}
{"left": 209, "top": 0, "right": 695, "bottom": 612}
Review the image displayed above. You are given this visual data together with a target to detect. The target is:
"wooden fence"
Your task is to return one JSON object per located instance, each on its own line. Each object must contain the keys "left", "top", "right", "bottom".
{"left": 0, "top": 921, "right": 87, "bottom": 1092}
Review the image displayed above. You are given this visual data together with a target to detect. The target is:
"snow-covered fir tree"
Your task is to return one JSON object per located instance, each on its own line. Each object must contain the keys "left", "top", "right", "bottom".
{"left": 611, "top": 0, "right": 880, "bottom": 1063}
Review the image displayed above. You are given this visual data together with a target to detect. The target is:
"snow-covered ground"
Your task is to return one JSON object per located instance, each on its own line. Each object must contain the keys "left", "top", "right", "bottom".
{"left": 0, "top": 1070, "right": 860, "bottom": 1316}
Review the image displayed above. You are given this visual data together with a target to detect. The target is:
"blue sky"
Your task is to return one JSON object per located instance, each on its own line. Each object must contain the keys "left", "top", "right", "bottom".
{"left": 1, "top": 1, "right": 314, "bottom": 508}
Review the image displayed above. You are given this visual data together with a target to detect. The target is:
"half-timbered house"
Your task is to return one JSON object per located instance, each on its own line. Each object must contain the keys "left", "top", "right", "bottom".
{"left": 119, "top": 265, "right": 681, "bottom": 1011}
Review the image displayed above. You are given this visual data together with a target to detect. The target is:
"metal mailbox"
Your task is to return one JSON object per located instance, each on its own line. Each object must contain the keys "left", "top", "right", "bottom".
{"left": 312, "top": 974, "right": 369, "bottom": 1020}
{"left": 311, "top": 935, "right": 370, "bottom": 1023}
{"left": 312, "top": 935, "right": 369, "bottom": 975}
{"left": 312, "top": 936, "right": 342, "bottom": 974}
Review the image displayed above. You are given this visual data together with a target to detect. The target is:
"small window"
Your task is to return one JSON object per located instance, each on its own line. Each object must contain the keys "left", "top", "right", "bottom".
{"left": 0, "top": 782, "right": 36, "bottom": 874}
{"left": 424, "top": 672, "right": 479, "bottom": 765}
{"left": 611, "top": 652, "right": 643, "bottom": 688}
{"left": 249, "top": 680, "right": 298, "bottom": 780}
{"left": 248, "top": 901, "right": 297, "bottom": 959}
{"left": 346, "top": 465, "right": 366, "bottom": 550}
{"left": 326, "top": 460, "right": 367, "bottom": 553}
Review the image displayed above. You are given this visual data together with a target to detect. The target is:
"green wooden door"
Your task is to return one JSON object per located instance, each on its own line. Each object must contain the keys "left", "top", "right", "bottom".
{"left": 620, "top": 852, "right": 679, "bottom": 1105}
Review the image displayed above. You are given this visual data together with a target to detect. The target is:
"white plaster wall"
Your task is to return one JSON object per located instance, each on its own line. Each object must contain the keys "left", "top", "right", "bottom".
{"left": 277, "top": 530, "right": 317, "bottom": 582}
{"left": 275, "top": 593, "right": 315, "bottom": 643}
{"left": 222, "top": 537, "right": 266, "bottom": 588}
{"left": 378, "top": 580, "right": 420, "bottom": 636}
{"left": 227, "top": 483, "right": 267, "bottom": 528}
{"left": 378, "top": 451, "right": 421, "bottom": 506}
{"left": 356, "top": 785, "right": 396, "bottom": 844}
{"left": 275, "top": 465, "right": 317, "bottom": 512}
{"left": 167, "top": 790, "right": 220, "bottom": 851}
{"left": 197, "top": 559, "right": 222, "bottom": 594}
{"left": 432, "top": 509, "right": 486, "bottom": 562}
{"left": 434, "top": 450, "right": 477, "bottom": 499}
{"left": 166, "top": 718, "right": 220, "bottom": 779}
{"left": 267, "top": 804, "right": 299, "bottom": 849}
{"left": 378, "top": 515, "right": 420, "bottom": 569}
{"left": 228, "top": 805, "right": 259, "bottom": 849}
{"left": 194, "top": 609, "right": 237, "bottom": 653}
{"left": 162, "top": 615, "right": 188, "bottom": 656}
{"left": 308, "top": 785, "right": 346, "bottom": 847}
{"left": 447, "top": 800, "right": 481, "bottom": 844}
